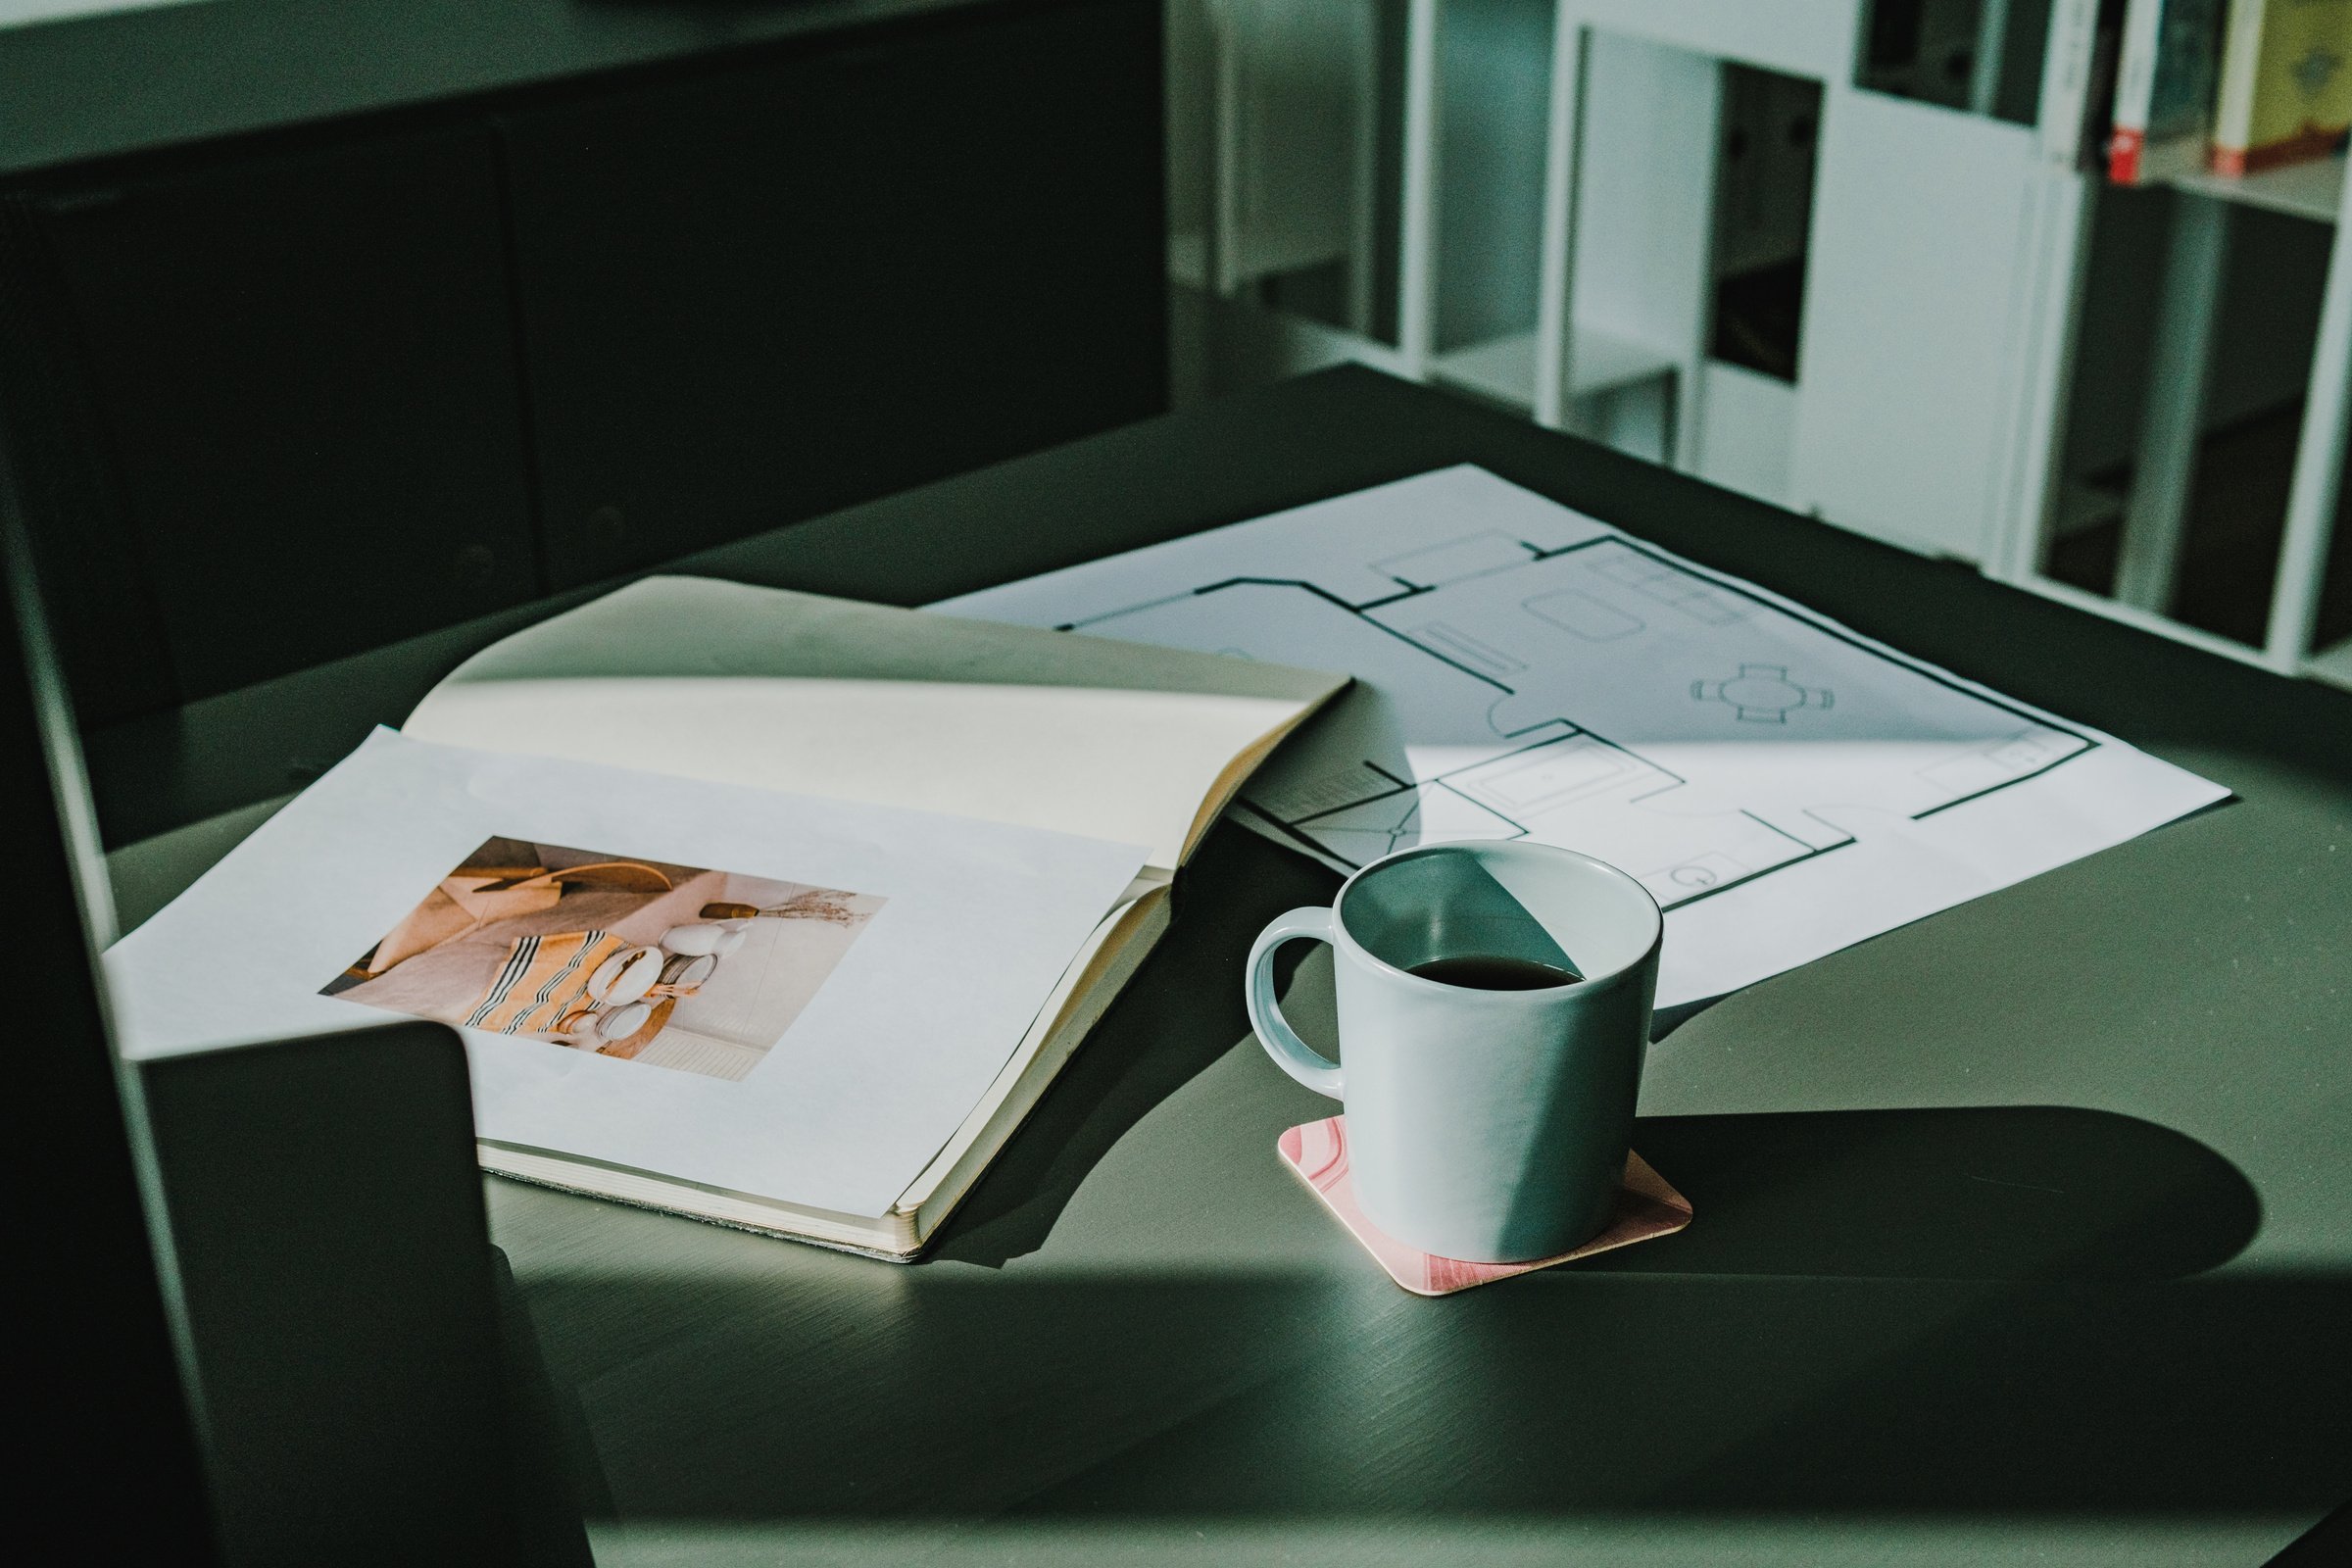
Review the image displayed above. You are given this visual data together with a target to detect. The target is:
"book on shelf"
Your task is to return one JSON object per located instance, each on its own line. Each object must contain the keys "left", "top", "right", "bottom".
{"left": 2212, "top": 0, "right": 2352, "bottom": 174}
{"left": 2043, "top": 0, "right": 2133, "bottom": 173}
{"left": 105, "top": 577, "right": 1347, "bottom": 1259}
{"left": 2108, "top": 0, "right": 2230, "bottom": 183}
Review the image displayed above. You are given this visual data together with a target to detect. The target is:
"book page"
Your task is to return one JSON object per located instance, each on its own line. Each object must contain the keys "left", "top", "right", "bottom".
{"left": 404, "top": 578, "right": 1346, "bottom": 870}
{"left": 104, "top": 729, "right": 1149, "bottom": 1221}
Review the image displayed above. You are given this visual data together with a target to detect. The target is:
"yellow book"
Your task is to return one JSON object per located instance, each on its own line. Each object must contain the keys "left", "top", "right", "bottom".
{"left": 2212, "top": 0, "right": 2352, "bottom": 173}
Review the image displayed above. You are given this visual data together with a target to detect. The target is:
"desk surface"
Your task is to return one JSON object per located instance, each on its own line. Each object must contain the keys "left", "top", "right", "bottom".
{"left": 109, "top": 368, "right": 2352, "bottom": 1566}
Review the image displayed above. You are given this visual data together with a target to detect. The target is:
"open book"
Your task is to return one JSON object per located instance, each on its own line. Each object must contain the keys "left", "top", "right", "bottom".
{"left": 107, "top": 578, "right": 1347, "bottom": 1258}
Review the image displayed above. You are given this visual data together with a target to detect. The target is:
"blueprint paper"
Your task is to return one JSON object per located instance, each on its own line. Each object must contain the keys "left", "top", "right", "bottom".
{"left": 936, "top": 466, "right": 2229, "bottom": 1009}
{"left": 104, "top": 729, "right": 1148, "bottom": 1220}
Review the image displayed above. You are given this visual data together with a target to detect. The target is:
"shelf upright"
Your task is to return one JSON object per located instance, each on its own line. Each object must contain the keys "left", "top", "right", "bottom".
{"left": 2268, "top": 154, "right": 2352, "bottom": 678}
{"left": 1346, "top": 0, "right": 1380, "bottom": 337}
{"left": 1531, "top": 5, "right": 1587, "bottom": 430}
{"left": 2111, "top": 193, "right": 2233, "bottom": 614}
{"left": 1206, "top": 0, "right": 1244, "bottom": 301}
{"left": 1397, "top": 0, "right": 1443, "bottom": 380}
{"left": 1529, "top": 6, "right": 1720, "bottom": 455}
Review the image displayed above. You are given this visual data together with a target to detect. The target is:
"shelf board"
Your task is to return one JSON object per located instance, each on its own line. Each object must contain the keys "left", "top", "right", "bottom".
{"left": 2306, "top": 635, "right": 2352, "bottom": 692}
{"left": 2166, "top": 154, "right": 2344, "bottom": 226}
{"left": 1429, "top": 326, "right": 1677, "bottom": 411}
{"left": 1167, "top": 232, "right": 1208, "bottom": 292}
{"left": 2050, "top": 476, "right": 2125, "bottom": 538}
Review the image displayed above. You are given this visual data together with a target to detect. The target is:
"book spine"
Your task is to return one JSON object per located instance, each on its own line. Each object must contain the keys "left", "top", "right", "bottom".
{"left": 2209, "top": 0, "right": 2270, "bottom": 172}
{"left": 2228, "top": 120, "right": 2351, "bottom": 173}
{"left": 2108, "top": 0, "right": 2169, "bottom": 182}
{"left": 2160, "top": 0, "right": 2231, "bottom": 180}
{"left": 2041, "top": 0, "right": 2109, "bottom": 167}
{"left": 2227, "top": 0, "right": 2352, "bottom": 172}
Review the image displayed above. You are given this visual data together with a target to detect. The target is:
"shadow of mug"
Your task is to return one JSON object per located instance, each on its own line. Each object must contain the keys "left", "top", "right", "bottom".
{"left": 1589, "top": 1103, "right": 2260, "bottom": 1281}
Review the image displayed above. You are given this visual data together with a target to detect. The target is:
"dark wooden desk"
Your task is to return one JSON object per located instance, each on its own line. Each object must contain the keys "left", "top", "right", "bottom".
{"left": 108, "top": 368, "right": 2352, "bottom": 1565}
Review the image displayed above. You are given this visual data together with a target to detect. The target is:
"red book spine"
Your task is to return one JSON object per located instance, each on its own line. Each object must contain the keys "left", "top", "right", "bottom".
{"left": 2108, "top": 124, "right": 2148, "bottom": 184}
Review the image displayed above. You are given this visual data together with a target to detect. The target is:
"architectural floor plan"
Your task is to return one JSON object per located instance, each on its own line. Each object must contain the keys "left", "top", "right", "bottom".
{"left": 940, "top": 467, "right": 2227, "bottom": 1007}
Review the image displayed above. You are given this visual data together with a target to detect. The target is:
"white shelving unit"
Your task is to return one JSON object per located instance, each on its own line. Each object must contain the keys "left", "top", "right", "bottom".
{"left": 1430, "top": 325, "right": 1678, "bottom": 409}
{"left": 2268, "top": 157, "right": 2352, "bottom": 685}
{"left": 2001, "top": 124, "right": 2349, "bottom": 685}
{"left": 1169, "top": 0, "right": 1711, "bottom": 460}
{"left": 1172, "top": 2, "right": 2352, "bottom": 689}
{"left": 2310, "top": 634, "right": 2352, "bottom": 687}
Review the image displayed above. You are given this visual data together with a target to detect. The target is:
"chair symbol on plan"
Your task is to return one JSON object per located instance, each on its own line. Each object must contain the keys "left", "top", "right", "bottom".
{"left": 1691, "top": 663, "right": 1835, "bottom": 723}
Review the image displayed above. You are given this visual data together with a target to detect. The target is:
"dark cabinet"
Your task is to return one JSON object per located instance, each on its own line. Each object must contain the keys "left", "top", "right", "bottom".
{"left": 500, "top": 0, "right": 1166, "bottom": 585}
{"left": 39, "top": 126, "right": 540, "bottom": 704}
{"left": 8, "top": 0, "right": 1165, "bottom": 729}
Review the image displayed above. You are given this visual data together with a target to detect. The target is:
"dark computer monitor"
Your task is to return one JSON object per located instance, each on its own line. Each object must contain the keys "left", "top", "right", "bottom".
{"left": 4, "top": 226, "right": 582, "bottom": 1568}
{"left": 3, "top": 411, "right": 220, "bottom": 1559}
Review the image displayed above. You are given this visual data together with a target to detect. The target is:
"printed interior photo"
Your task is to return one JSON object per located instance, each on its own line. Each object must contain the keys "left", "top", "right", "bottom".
{"left": 324, "top": 837, "right": 885, "bottom": 1082}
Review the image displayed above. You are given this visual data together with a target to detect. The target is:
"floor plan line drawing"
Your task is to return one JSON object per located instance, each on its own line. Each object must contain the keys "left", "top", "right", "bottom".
{"left": 1523, "top": 537, "right": 2100, "bottom": 743}
{"left": 1411, "top": 621, "right": 1529, "bottom": 673}
{"left": 934, "top": 465, "right": 2227, "bottom": 1005}
{"left": 1370, "top": 530, "right": 1553, "bottom": 593}
{"left": 1084, "top": 540, "right": 2096, "bottom": 757}
{"left": 1081, "top": 575, "right": 1522, "bottom": 694}
{"left": 1032, "top": 527, "right": 2108, "bottom": 911}
{"left": 1276, "top": 737, "right": 1857, "bottom": 910}
{"left": 1586, "top": 541, "right": 2099, "bottom": 742}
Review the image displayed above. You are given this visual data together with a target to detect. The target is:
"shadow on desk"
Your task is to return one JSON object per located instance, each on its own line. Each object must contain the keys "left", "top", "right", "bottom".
{"left": 1605, "top": 1102, "right": 2260, "bottom": 1281}
{"left": 929, "top": 820, "right": 1345, "bottom": 1269}
{"left": 514, "top": 1240, "right": 2344, "bottom": 1523}
{"left": 502, "top": 827, "right": 2337, "bottom": 1525}
{"left": 929, "top": 823, "right": 2261, "bottom": 1287}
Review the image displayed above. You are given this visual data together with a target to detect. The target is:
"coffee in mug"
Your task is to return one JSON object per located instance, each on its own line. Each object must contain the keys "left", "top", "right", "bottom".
{"left": 1404, "top": 955, "right": 1580, "bottom": 991}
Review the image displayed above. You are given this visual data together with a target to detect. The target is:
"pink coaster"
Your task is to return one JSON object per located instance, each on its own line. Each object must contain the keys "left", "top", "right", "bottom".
{"left": 1278, "top": 1115, "right": 1692, "bottom": 1297}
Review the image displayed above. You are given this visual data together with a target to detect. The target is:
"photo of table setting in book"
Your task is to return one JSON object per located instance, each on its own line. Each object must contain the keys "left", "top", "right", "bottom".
{"left": 323, "top": 838, "right": 886, "bottom": 1080}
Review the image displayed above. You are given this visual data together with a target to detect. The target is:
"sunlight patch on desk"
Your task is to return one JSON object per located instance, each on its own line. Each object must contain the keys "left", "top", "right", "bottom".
{"left": 584, "top": 1513, "right": 2314, "bottom": 1568}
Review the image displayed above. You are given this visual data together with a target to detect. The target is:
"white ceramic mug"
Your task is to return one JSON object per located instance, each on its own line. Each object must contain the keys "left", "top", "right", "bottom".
{"left": 1246, "top": 841, "right": 1661, "bottom": 1263}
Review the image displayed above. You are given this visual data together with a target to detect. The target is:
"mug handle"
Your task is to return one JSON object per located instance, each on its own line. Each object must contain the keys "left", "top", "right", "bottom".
{"left": 1246, "top": 906, "right": 1345, "bottom": 1099}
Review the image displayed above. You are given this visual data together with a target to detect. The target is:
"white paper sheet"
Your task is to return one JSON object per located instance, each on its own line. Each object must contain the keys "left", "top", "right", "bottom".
{"left": 104, "top": 729, "right": 1148, "bottom": 1219}
{"left": 938, "top": 466, "right": 2230, "bottom": 1009}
